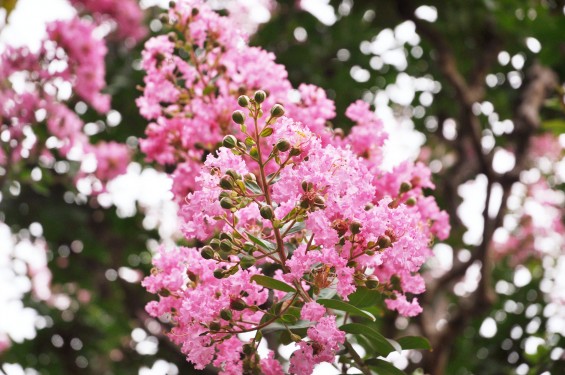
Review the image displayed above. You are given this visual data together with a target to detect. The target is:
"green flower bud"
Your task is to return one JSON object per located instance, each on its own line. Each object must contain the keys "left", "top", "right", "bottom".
{"left": 237, "top": 95, "right": 250, "bottom": 107}
{"left": 270, "top": 104, "right": 285, "bottom": 118}
{"left": 220, "top": 197, "right": 234, "bottom": 209}
{"left": 201, "top": 246, "right": 215, "bottom": 259}
{"left": 244, "top": 173, "right": 256, "bottom": 182}
{"left": 225, "top": 169, "right": 241, "bottom": 180}
{"left": 230, "top": 298, "right": 247, "bottom": 311}
{"left": 209, "top": 321, "right": 221, "bottom": 332}
{"left": 276, "top": 139, "right": 291, "bottom": 152}
{"left": 222, "top": 135, "right": 237, "bottom": 149}
{"left": 210, "top": 238, "right": 221, "bottom": 250}
{"left": 219, "top": 176, "right": 234, "bottom": 190}
{"left": 260, "top": 205, "right": 274, "bottom": 220}
{"left": 366, "top": 275, "right": 379, "bottom": 289}
{"left": 213, "top": 269, "right": 224, "bottom": 279}
{"left": 377, "top": 235, "right": 392, "bottom": 249}
{"left": 349, "top": 221, "right": 362, "bottom": 234}
{"left": 220, "top": 309, "right": 232, "bottom": 321}
{"left": 289, "top": 147, "right": 301, "bottom": 156}
{"left": 219, "top": 239, "right": 232, "bottom": 252}
{"left": 406, "top": 197, "right": 417, "bottom": 206}
{"left": 169, "top": 1, "right": 176, "bottom": 8}
{"left": 239, "top": 255, "right": 256, "bottom": 270}
{"left": 232, "top": 110, "right": 245, "bottom": 125}
{"left": 400, "top": 181, "right": 412, "bottom": 194}
{"left": 254, "top": 90, "right": 266, "bottom": 103}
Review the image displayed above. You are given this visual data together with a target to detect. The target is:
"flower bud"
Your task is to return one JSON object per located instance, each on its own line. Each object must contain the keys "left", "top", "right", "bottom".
{"left": 313, "top": 195, "right": 326, "bottom": 208}
{"left": 225, "top": 169, "right": 241, "bottom": 180}
{"left": 400, "top": 181, "right": 412, "bottom": 194}
{"left": 213, "top": 269, "right": 224, "bottom": 279}
{"left": 366, "top": 275, "right": 379, "bottom": 289}
{"left": 406, "top": 197, "right": 417, "bottom": 206}
{"left": 276, "top": 139, "right": 291, "bottom": 152}
{"left": 237, "top": 95, "right": 250, "bottom": 107}
{"left": 377, "top": 235, "right": 392, "bottom": 249}
{"left": 230, "top": 298, "right": 247, "bottom": 311}
{"left": 209, "top": 321, "right": 221, "bottom": 332}
{"left": 201, "top": 246, "right": 215, "bottom": 259}
{"left": 270, "top": 104, "right": 285, "bottom": 118}
{"left": 220, "top": 197, "right": 234, "bottom": 209}
{"left": 191, "top": 7, "right": 199, "bottom": 16}
{"left": 239, "top": 255, "right": 256, "bottom": 270}
{"left": 219, "top": 176, "right": 234, "bottom": 190}
{"left": 349, "top": 221, "right": 362, "bottom": 234}
{"left": 244, "top": 173, "right": 256, "bottom": 182}
{"left": 260, "top": 205, "right": 275, "bottom": 220}
{"left": 289, "top": 147, "right": 301, "bottom": 156}
{"left": 222, "top": 135, "right": 237, "bottom": 149}
{"left": 210, "top": 238, "right": 221, "bottom": 250}
{"left": 169, "top": 1, "right": 176, "bottom": 8}
{"left": 232, "top": 110, "right": 245, "bottom": 125}
{"left": 219, "top": 240, "right": 232, "bottom": 252}
{"left": 254, "top": 90, "right": 266, "bottom": 103}
{"left": 220, "top": 309, "right": 233, "bottom": 321}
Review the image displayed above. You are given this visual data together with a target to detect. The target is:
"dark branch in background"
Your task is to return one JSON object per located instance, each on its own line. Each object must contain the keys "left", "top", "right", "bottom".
{"left": 395, "top": 1, "right": 558, "bottom": 374}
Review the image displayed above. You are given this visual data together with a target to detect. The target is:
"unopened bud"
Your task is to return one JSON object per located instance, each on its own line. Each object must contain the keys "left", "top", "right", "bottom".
{"left": 210, "top": 238, "right": 221, "bottom": 250}
{"left": 289, "top": 147, "right": 301, "bottom": 156}
{"left": 220, "top": 309, "right": 232, "bottom": 321}
{"left": 232, "top": 110, "right": 245, "bottom": 125}
{"left": 222, "top": 135, "right": 237, "bottom": 149}
{"left": 406, "top": 197, "right": 417, "bottom": 206}
{"left": 201, "top": 246, "right": 215, "bottom": 259}
{"left": 237, "top": 95, "right": 250, "bottom": 107}
{"left": 260, "top": 205, "right": 274, "bottom": 220}
{"left": 290, "top": 333, "right": 302, "bottom": 342}
{"left": 219, "top": 176, "right": 234, "bottom": 190}
{"left": 213, "top": 269, "right": 224, "bottom": 279}
{"left": 225, "top": 169, "right": 241, "bottom": 180}
{"left": 220, "top": 240, "right": 232, "bottom": 252}
{"left": 270, "top": 104, "right": 285, "bottom": 118}
{"left": 366, "top": 275, "right": 379, "bottom": 289}
{"left": 240, "top": 255, "right": 256, "bottom": 270}
{"left": 230, "top": 298, "right": 247, "bottom": 311}
{"left": 169, "top": 1, "right": 176, "bottom": 8}
{"left": 349, "top": 221, "right": 362, "bottom": 234}
{"left": 191, "top": 7, "right": 199, "bottom": 16}
{"left": 400, "top": 181, "right": 412, "bottom": 194}
{"left": 377, "top": 235, "right": 392, "bottom": 249}
{"left": 254, "top": 90, "right": 266, "bottom": 103}
{"left": 220, "top": 197, "right": 234, "bottom": 209}
{"left": 209, "top": 321, "right": 221, "bottom": 332}
{"left": 244, "top": 173, "right": 256, "bottom": 182}
{"left": 276, "top": 139, "right": 291, "bottom": 152}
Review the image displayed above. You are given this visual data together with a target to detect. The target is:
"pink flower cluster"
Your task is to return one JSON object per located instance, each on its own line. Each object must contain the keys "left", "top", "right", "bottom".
{"left": 141, "top": 1, "right": 450, "bottom": 373}
{"left": 0, "top": 16, "right": 129, "bottom": 189}
{"left": 136, "top": 0, "right": 336, "bottom": 200}
{"left": 70, "top": 0, "right": 147, "bottom": 43}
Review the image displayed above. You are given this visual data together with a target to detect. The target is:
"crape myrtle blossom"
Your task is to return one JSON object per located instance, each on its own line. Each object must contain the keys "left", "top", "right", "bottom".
{"left": 0, "top": 16, "right": 130, "bottom": 191}
{"left": 136, "top": 0, "right": 337, "bottom": 200}
{"left": 70, "top": 0, "right": 147, "bottom": 44}
{"left": 140, "top": 1, "right": 450, "bottom": 373}
{"left": 143, "top": 85, "right": 450, "bottom": 372}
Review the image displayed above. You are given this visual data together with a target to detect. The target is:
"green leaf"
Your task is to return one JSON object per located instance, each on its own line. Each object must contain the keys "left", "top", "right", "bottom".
{"left": 396, "top": 336, "right": 432, "bottom": 351}
{"left": 541, "top": 119, "right": 565, "bottom": 136}
{"left": 267, "top": 172, "right": 282, "bottom": 185}
{"left": 365, "top": 358, "right": 406, "bottom": 375}
{"left": 317, "top": 299, "right": 375, "bottom": 321}
{"left": 340, "top": 323, "right": 396, "bottom": 356}
{"left": 281, "top": 221, "right": 305, "bottom": 236}
{"left": 244, "top": 180, "right": 263, "bottom": 194}
{"left": 246, "top": 232, "right": 276, "bottom": 251}
{"left": 348, "top": 286, "right": 382, "bottom": 308}
{"left": 251, "top": 275, "right": 296, "bottom": 293}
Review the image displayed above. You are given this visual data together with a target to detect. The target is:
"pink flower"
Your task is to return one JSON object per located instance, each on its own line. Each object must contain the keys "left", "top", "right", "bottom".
{"left": 301, "top": 301, "right": 327, "bottom": 322}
